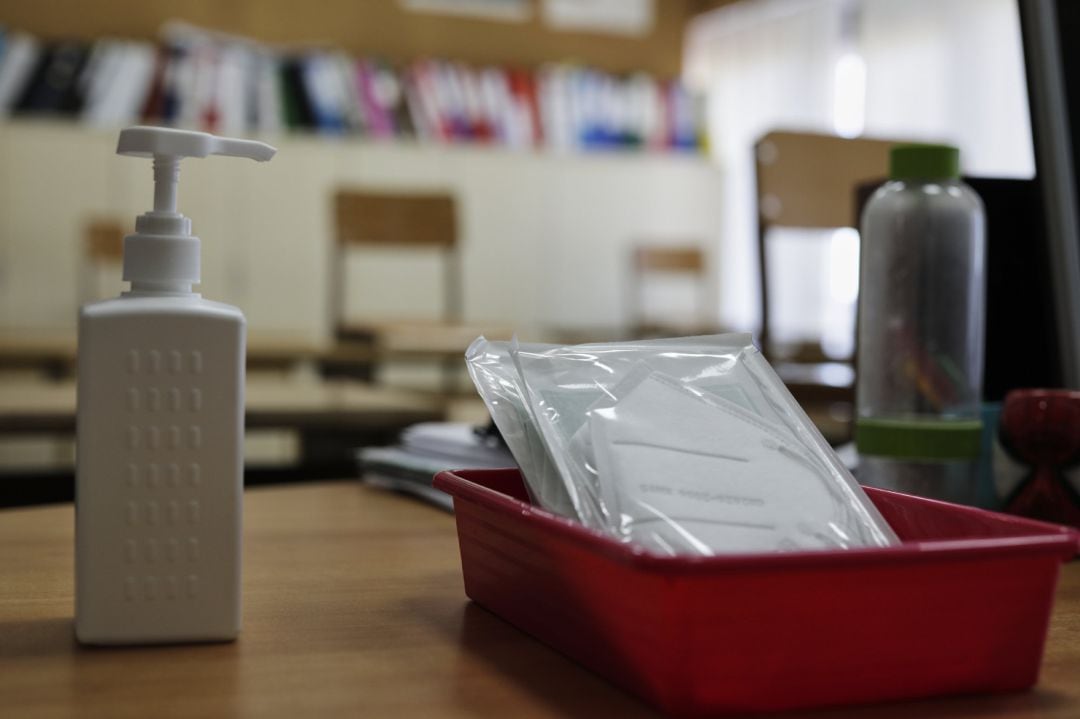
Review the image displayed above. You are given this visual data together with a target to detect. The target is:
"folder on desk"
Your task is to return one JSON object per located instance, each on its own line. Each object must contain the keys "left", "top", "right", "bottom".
{"left": 359, "top": 422, "right": 516, "bottom": 511}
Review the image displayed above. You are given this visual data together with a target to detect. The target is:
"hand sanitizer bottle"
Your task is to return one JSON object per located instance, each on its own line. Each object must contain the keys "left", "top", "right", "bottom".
{"left": 75, "top": 127, "right": 275, "bottom": 644}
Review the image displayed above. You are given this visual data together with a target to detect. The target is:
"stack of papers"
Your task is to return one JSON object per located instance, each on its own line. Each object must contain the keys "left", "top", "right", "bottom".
{"left": 358, "top": 422, "right": 516, "bottom": 511}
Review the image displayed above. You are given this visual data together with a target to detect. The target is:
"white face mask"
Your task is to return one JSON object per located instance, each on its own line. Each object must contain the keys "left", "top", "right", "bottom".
{"left": 590, "top": 373, "right": 873, "bottom": 556}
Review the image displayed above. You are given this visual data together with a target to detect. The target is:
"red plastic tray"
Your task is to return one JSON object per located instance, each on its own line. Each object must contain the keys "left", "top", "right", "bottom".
{"left": 434, "top": 468, "right": 1079, "bottom": 716}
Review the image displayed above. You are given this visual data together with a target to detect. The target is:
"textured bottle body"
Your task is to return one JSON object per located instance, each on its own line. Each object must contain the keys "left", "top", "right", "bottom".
{"left": 75, "top": 296, "right": 244, "bottom": 644}
{"left": 856, "top": 179, "right": 986, "bottom": 502}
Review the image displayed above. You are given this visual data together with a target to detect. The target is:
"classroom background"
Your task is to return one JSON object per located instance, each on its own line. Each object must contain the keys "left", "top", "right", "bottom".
{"left": 0, "top": 0, "right": 1034, "bottom": 502}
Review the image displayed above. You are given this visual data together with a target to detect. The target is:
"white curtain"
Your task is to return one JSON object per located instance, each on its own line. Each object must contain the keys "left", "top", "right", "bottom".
{"left": 685, "top": 0, "right": 1034, "bottom": 336}
{"left": 860, "top": 0, "right": 1034, "bottom": 177}
{"left": 685, "top": 0, "right": 842, "bottom": 333}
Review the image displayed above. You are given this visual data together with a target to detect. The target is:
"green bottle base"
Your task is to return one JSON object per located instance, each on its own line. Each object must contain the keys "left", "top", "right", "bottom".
{"left": 855, "top": 417, "right": 983, "bottom": 461}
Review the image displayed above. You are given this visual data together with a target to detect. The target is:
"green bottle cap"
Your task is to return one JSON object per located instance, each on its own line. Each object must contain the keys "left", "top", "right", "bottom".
{"left": 889, "top": 144, "right": 960, "bottom": 180}
{"left": 855, "top": 417, "right": 983, "bottom": 461}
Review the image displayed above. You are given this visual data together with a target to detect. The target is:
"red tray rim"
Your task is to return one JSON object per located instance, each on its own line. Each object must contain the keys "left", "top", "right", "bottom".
{"left": 434, "top": 468, "right": 1080, "bottom": 574}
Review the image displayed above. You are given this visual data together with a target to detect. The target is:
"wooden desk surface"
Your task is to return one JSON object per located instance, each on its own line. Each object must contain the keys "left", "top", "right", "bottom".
{"left": 0, "top": 327, "right": 500, "bottom": 366}
{"left": 1, "top": 482, "right": 1078, "bottom": 718}
{"left": 0, "top": 378, "right": 442, "bottom": 434}
{"left": 0, "top": 331, "right": 341, "bottom": 364}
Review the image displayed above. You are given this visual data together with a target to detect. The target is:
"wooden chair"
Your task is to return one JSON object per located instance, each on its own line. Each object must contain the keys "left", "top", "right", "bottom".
{"left": 755, "top": 130, "right": 896, "bottom": 360}
{"left": 331, "top": 189, "right": 502, "bottom": 390}
{"left": 333, "top": 190, "right": 461, "bottom": 339}
{"left": 81, "top": 218, "right": 127, "bottom": 305}
{"left": 628, "top": 244, "right": 714, "bottom": 338}
{"left": 753, "top": 131, "right": 898, "bottom": 437}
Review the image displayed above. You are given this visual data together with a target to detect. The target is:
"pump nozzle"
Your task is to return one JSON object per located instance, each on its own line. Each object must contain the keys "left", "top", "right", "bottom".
{"left": 116, "top": 126, "right": 277, "bottom": 293}
{"left": 118, "top": 126, "right": 276, "bottom": 214}
{"left": 117, "top": 125, "right": 276, "bottom": 162}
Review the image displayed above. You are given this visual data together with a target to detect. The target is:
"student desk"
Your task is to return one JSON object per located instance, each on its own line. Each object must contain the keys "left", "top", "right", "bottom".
{"left": 1, "top": 481, "right": 1078, "bottom": 718}
{"left": 0, "top": 378, "right": 441, "bottom": 435}
{"left": 0, "top": 379, "right": 443, "bottom": 504}
{"left": 0, "top": 332, "right": 350, "bottom": 375}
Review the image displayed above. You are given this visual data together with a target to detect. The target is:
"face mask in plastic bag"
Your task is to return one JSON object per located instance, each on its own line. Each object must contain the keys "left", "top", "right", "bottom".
{"left": 503, "top": 333, "right": 898, "bottom": 554}
{"left": 465, "top": 335, "right": 728, "bottom": 522}
{"left": 590, "top": 371, "right": 885, "bottom": 555}
{"left": 503, "top": 334, "right": 749, "bottom": 529}
{"left": 508, "top": 335, "right": 786, "bottom": 527}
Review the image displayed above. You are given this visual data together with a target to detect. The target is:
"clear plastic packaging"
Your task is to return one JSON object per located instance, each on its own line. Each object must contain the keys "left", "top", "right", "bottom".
{"left": 467, "top": 334, "right": 899, "bottom": 556}
{"left": 464, "top": 337, "right": 576, "bottom": 517}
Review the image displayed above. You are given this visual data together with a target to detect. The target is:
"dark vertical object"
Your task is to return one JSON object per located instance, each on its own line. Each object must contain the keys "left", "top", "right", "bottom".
{"left": 442, "top": 215, "right": 463, "bottom": 394}
{"left": 756, "top": 211, "right": 771, "bottom": 354}
{"left": 1018, "top": 0, "right": 1080, "bottom": 387}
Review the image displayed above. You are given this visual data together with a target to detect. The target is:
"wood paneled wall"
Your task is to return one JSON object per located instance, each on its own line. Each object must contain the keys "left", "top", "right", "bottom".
{"left": 0, "top": 0, "right": 740, "bottom": 77}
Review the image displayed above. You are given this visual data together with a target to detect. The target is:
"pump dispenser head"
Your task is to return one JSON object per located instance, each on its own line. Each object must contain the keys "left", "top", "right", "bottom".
{"left": 117, "top": 126, "right": 276, "bottom": 293}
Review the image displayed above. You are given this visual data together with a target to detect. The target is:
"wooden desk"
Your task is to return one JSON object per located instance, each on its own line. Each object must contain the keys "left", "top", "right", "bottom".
{"left": 0, "top": 325, "right": 506, "bottom": 367}
{"left": 327, "top": 321, "right": 511, "bottom": 391}
{"left": 338, "top": 321, "right": 512, "bottom": 358}
{"left": 0, "top": 380, "right": 443, "bottom": 505}
{"left": 0, "top": 378, "right": 441, "bottom": 435}
{"left": 0, "top": 332, "right": 356, "bottom": 373}
{"left": 1, "top": 482, "right": 1078, "bottom": 718}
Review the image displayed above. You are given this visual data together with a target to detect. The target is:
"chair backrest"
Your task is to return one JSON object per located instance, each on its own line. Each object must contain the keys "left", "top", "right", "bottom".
{"left": 81, "top": 218, "right": 127, "bottom": 303}
{"left": 85, "top": 218, "right": 126, "bottom": 261}
{"left": 331, "top": 190, "right": 460, "bottom": 339}
{"left": 755, "top": 131, "right": 895, "bottom": 359}
{"left": 629, "top": 244, "right": 709, "bottom": 336}
{"left": 635, "top": 246, "right": 705, "bottom": 274}
{"left": 335, "top": 191, "right": 457, "bottom": 249}
{"left": 756, "top": 131, "right": 894, "bottom": 229}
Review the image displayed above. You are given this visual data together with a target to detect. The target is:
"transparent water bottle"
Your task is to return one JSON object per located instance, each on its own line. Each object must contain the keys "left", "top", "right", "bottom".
{"left": 855, "top": 145, "right": 986, "bottom": 504}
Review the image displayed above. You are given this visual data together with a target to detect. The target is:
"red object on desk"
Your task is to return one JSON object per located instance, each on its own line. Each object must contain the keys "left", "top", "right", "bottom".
{"left": 999, "top": 389, "right": 1080, "bottom": 528}
{"left": 435, "top": 468, "right": 1078, "bottom": 716}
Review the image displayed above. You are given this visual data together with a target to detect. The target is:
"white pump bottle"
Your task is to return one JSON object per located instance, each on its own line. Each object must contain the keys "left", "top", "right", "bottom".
{"left": 75, "top": 126, "right": 275, "bottom": 644}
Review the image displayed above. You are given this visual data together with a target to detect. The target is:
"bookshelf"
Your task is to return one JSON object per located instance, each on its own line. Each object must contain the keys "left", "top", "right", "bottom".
{"left": 0, "top": 5, "right": 725, "bottom": 345}
{"left": 0, "top": 0, "right": 703, "bottom": 77}
{"left": 0, "top": 21, "right": 703, "bottom": 154}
